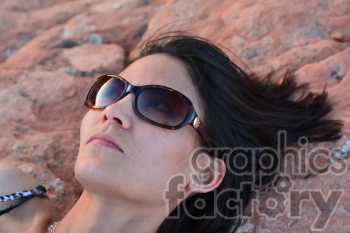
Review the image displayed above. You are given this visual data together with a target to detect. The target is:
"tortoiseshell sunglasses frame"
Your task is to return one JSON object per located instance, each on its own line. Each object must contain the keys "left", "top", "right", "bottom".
{"left": 84, "top": 74, "right": 213, "bottom": 147}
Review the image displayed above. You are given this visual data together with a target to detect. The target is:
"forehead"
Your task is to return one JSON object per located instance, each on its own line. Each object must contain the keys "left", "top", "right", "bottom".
{"left": 119, "top": 54, "right": 202, "bottom": 110}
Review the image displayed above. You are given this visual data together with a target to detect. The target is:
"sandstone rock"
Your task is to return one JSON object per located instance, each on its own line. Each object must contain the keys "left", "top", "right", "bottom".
{"left": 61, "top": 43, "right": 125, "bottom": 76}
{"left": 58, "top": 0, "right": 164, "bottom": 52}
{"left": 0, "top": 0, "right": 164, "bottom": 65}
{"left": 295, "top": 47, "right": 350, "bottom": 89}
{"left": 0, "top": 0, "right": 101, "bottom": 63}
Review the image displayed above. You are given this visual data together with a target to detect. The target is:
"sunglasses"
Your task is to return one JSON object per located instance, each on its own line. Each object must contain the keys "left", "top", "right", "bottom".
{"left": 84, "top": 74, "right": 212, "bottom": 147}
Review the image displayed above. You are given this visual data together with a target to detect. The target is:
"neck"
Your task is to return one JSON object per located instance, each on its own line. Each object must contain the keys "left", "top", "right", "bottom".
{"left": 56, "top": 190, "right": 167, "bottom": 233}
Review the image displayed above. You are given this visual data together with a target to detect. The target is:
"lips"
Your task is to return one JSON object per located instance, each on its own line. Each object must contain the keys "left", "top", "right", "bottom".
{"left": 87, "top": 133, "right": 124, "bottom": 153}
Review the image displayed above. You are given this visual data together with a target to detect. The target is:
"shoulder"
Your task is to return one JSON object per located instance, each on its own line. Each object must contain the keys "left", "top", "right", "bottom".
{"left": 0, "top": 163, "right": 39, "bottom": 196}
{"left": 0, "top": 163, "right": 61, "bottom": 233}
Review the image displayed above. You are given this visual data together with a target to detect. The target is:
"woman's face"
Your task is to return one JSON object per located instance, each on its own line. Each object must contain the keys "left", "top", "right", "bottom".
{"left": 75, "top": 54, "right": 203, "bottom": 208}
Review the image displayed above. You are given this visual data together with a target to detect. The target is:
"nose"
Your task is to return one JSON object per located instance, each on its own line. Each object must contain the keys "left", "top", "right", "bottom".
{"left": 100, "top": 94, "right": 133, "bottom": 129}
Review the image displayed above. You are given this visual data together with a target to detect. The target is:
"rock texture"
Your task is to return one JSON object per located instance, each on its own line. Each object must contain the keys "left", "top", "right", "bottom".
{"left": 0, "top": 0, "right": 349, "bottom": 232}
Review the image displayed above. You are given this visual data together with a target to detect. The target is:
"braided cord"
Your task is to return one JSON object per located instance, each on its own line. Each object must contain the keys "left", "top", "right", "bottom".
{"left": 0, "top": 185, "right": 48, "bottom": 216}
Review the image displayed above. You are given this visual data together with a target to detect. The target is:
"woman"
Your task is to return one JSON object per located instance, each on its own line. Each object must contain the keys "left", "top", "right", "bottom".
{"left": 0, "top": 32, "right": 342, "bottom": 233}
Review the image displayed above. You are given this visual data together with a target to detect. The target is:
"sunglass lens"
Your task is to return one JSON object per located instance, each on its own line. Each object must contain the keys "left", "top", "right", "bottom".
{"left": 87, "top": 76, "right": 126, "bottom": 108}
{"left": 137, "top": 89, "right": 189, "bottom": 127}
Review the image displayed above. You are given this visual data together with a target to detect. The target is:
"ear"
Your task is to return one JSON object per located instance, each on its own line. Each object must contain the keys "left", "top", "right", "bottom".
{"left": 187, "top": 154, "right": 226, "bottom": 193}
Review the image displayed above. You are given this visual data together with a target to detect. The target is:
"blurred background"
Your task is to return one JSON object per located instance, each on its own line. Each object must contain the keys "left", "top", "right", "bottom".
{"left": 0, "top": 0, "right": 349, "bottom": 231}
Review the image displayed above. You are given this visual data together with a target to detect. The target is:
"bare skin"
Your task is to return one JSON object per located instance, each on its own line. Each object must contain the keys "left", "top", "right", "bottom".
{"left": 59, "top": 54, "right": 203, "bottom": 233}
{"left": 0, "top": 163, "right": 61, "bottom": 233}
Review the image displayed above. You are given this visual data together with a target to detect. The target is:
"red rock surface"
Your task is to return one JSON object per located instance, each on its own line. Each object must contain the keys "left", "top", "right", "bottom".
{"left": 0, "top": 0, "right": 349, "bottom": 232}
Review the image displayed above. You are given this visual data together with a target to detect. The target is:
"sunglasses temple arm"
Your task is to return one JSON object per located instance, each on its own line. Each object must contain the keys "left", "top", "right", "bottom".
{"left": 192, "top": 117, "right": 213, "bottom": 147}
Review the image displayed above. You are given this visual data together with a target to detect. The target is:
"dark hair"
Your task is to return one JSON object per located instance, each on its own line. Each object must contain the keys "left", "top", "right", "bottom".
{"left": 129, "top": 32, "right": 343, "bottom": 233}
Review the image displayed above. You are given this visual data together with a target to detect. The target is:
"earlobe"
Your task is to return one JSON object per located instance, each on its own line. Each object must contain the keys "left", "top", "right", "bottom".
{"left": 187, "top": 157, "right": 226, "bottom": 193}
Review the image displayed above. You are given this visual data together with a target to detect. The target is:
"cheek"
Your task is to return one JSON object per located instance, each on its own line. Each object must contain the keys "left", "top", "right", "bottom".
{"left": 142, "top": 126, "right": 200, "bottom": 171}
{"left": 80, "top": 110, "right": 99, "bottom": 141}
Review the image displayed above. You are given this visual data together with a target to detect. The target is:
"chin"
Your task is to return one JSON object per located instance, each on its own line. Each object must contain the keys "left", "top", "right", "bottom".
{"left": 75, "top": 151, "right": 105, "bottom": 185}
